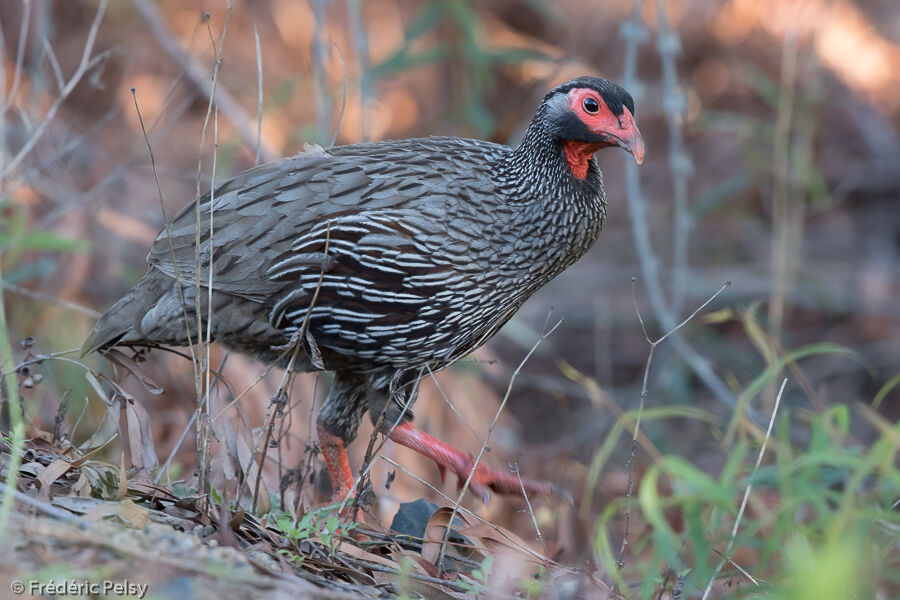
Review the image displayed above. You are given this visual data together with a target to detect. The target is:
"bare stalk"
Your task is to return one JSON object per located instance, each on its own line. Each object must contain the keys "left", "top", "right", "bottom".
{"left": 131, "top": 89, "right": 198, "bottom": 368}
{"left": 436, "top": 319, "right": 563, "bottom": 572}
{"left": 700, "top": 379, "right": 787, "bottom": 599}
{"left": 767, "top": 28, "right": 799, "bottom": 411}
{"left": 619, "top": 0, "right": 751, "bottom": 421}
{"left": 130, "top": 0, "right": 277, "bottom": 162}
{"left": 513, "top": 463, "right": 546, "bottom": 557}
{"left": 617, "top": 280, "right": 730, "bottom": 568}
{"left": 193, "top": 3, "right": 235, "bottom": 507}
{"left": 655, "top": 0, "right": 692, "bottom": 315}
{"left": 0, "top": 0, "right": 107, "bottom": 184}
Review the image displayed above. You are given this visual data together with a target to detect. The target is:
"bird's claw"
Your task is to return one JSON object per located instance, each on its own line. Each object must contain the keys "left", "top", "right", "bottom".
{"left": 450, "top": 454, "right": 556, "bottom": 505}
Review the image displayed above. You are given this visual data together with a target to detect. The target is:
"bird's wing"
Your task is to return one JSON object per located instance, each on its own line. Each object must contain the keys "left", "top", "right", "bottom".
{"left": 264, "top": 206, "right": 495, "bottom": 364}
{"left": 146, "top": 139, "right": 501, "bottom": 306}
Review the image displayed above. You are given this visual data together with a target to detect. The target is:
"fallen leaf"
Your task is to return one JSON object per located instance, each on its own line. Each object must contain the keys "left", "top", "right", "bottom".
{"left": 117, "top": 498, "right": 150, "bottom": 529}
{"left": 116, "top": 453, "right": 128, "bottom": 500}
{"left": 421, "top": 507, "right": 474, "bottom": 565}
{"left": 125, "top": 399, "right": 159, "bottom": 471}
{"left": 83, "top": 502, "right": 119, "bottom": 521}
{"left": 36, "top": 459, "right": 72, "bottom": 502}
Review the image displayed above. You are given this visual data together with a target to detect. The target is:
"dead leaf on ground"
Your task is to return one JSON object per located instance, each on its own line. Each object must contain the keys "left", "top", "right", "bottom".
{"left": 458, "top": 522, "right": 543, "bottom": 564}
{"left": 117, "top": 498, "right": 150, "bottom": 529}
{"left": 421, "top": 507, "right": 477, "bottom": 565}
{"left": 125, "top": 398, "right": 159, "bottom": 471}
{"left": 35, "top": 458, "right": 73, "bottom": 501}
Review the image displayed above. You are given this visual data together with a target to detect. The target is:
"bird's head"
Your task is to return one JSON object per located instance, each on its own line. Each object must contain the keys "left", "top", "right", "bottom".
{"left": 541, "top": 76, "right": 644, "bottom": 179}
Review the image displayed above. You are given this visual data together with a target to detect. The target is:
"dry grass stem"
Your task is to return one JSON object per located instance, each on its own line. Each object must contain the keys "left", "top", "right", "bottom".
{"left": 618, "top": 280, "right": 730, "bottom": 568}
{"left": 130, "top": 0, "right": 277, "bottom": 162}
{"left": 436, "top": 318, "right": 563, "bottom": 572}
{"left": 0, "top": 0, "right": 108, "bottom": 183}
{"left": 700, "top": 378, "right": 787, "bottom": 599}
{"left": 513, "top": 463, "right": 546, "bottom": 556}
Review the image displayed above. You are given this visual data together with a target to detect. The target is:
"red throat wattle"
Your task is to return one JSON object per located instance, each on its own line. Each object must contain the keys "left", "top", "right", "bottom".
{"left": 564, "top": 140, "right": 605, "bottom": 179}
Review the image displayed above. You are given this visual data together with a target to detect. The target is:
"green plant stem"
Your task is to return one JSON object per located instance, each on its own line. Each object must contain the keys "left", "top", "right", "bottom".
{"left": 0, "top": 259, "right": 25, "bottom": 546}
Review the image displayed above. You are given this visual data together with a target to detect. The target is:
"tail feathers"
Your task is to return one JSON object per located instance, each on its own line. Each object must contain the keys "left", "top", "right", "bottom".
{"left": 81, "top": 270, "right": 174, "bottom": 357}
{"left": 82, "top": 288, "right": 149, "bottom": 356}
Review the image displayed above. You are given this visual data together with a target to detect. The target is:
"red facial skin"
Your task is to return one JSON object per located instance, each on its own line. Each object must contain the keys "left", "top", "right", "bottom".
{"left": 563, "top": 87, "right": 645, "bottom": 179}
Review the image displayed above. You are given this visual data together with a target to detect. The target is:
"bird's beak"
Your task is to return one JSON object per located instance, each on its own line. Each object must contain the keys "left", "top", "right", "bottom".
{"left": 589, "top": 107, "right": 645, "bottom": 165}
{"left": 611, "top": 108, "right": 644, "bottom": 165}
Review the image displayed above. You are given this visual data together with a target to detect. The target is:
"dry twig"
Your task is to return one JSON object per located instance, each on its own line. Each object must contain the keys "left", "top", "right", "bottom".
{"left": 617, "top": 280, "right": 730, "bottom": 568}
{"left": 436, "top": 318, "right": 563, "bottom": 572}
{"left": 130, "top": 0, "right": 278, "bottom": 162}
{"left": 700, "top": 378, "right": 786, "bottom": 599}
{"left": 0, "top": 0, "right": 108, "bottom": 183}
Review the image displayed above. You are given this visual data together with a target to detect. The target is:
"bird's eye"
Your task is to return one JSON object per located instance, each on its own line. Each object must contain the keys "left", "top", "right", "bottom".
{"left": 582, "top": 97, "right": 600, "bottom": 114}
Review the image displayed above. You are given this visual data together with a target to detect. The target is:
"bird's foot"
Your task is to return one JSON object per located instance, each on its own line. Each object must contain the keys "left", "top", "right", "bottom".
{"left": 388, "top": 422, "right": 562, "bottom": 504}
{"left": 317, "top": 424, "right": 356, "bottom": 508}
{"left": 436, "top": 454, "right": 557, "bottom": 505}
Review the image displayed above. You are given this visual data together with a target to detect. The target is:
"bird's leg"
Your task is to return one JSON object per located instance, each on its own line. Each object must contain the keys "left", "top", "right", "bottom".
{"left": 316, "top": 423, "right": 355, "bottom": 504}
{"left": 386, "top": 421, "right": 556, "bottom": 503}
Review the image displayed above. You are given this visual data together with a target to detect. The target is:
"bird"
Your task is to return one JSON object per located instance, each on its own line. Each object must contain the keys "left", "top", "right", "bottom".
{"left": 84, "top": 76, "right": 643, "bottom": 504}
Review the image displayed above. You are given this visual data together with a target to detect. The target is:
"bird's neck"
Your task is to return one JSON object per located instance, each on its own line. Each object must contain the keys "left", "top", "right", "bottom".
{"left": 492, "top": 120, "right": 608, "bottom": 278}
{"left": 498, "top": 116, "right": 604, "bottom": 209}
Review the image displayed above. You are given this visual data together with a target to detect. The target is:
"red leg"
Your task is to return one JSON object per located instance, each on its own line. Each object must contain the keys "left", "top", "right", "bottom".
{"left": 317, "top": 423, "right": 355, "bottom": 504}
{"left": 387, "top": 422, "right": 556, "bottom": 503}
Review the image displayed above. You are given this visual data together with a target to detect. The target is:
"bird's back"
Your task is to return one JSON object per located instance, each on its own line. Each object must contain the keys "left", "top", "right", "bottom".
{"left": 85, "top": 137, "right": 530, "bottom": 370}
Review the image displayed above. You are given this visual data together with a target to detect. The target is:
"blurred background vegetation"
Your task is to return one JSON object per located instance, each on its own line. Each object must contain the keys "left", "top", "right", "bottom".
{"left": 1, "top": 0, "right": 898, "bottom": 597}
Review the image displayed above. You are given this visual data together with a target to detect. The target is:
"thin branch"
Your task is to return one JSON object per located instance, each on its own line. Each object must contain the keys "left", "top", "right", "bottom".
{"left": 129, "top": 0, "right": 277, "bottom": 162}
{"left": 40, "top": 36, "right": 64, "bottom": 94}
{"left": 0, "top": 0, "right": 107, "bottom": 182}
{"left": 766, "top": 26, "right": 801, "bottom": 413}
{"left": 618, "top": 0, "right": 749, "bottom": 421}
{"left": 657, "top": 281, "right": 731, "bottom": 345}
{"left": 345, "top": 368, "right": 423, "bottom": 516}
{"left": 425, "top": 363, "right": 484, "bottom": 444}
{"left": 655, "top": 0, "right": 693, "bottom": 315}
{"left": 0, "top": 0, "right": 32, "bottom": 115}
{"left": 152, "top": 352, "right": 231, "bottom": 485}
{"left": 338, "top": 556, "right": 470, "bottom": 594}
{"left": 436, "top": 319, "right": 563, "bottom": 572}
{"left": 618, "top": 281, "right": 730, "bottom": 569}
{"left": 253, "top": 24, "right": 263, "bottom": 166}
{"left": 194, "top": 4, "right": 235, "bottom": 506}
{"left": 130, "top": 87, "right": 199, "bottom": 367}
{"left": 513, "top": 462, "right": 546, "bottom": 557}
{"left": 0, "top": 482, "right": 90, "bottom": 529}
{"left": 0, "top": 280, "right": 100, "bottom": 319}
{"left": 249, "top": 222, "right": 332, "bottom": 512}
{"left": 701, "top": 378, "right": 786, "bottom": 599}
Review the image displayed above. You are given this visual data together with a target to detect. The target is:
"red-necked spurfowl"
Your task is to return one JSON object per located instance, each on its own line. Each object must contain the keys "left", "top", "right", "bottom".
{"left": 84, "top": 76, "right": 644, "bottom": 503}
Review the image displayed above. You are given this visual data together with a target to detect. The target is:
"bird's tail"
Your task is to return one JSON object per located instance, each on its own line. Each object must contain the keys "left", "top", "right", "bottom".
{"left": 81, "top": 269, "right": 174, "bottom": 356}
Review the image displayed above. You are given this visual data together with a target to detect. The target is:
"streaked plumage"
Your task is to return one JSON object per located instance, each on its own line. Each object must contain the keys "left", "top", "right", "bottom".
{"left": 85, "top": 76, "right": 643, "bottom": 501}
